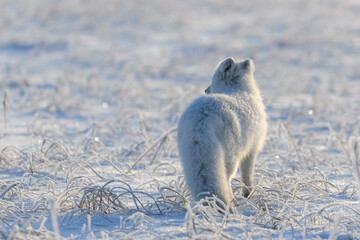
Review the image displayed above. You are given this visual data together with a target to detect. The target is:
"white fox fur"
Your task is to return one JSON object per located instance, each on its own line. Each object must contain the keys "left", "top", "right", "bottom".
{"left": 177, "top": 57, "right": 267, "bottom": 207}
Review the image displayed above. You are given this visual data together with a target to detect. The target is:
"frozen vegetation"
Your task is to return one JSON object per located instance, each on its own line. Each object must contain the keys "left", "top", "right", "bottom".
{"left": 0, "top": 0, "right": 360, "bottom": 239}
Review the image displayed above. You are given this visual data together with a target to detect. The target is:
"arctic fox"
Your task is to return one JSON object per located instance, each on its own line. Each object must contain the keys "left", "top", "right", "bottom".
{"left": 177, "top": 57, "right": 267, "bottom": 207}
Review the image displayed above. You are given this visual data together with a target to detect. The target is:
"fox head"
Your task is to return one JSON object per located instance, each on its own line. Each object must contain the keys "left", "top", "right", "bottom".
{"left": 205, "top": 57, "right": 255, "bottom": 94}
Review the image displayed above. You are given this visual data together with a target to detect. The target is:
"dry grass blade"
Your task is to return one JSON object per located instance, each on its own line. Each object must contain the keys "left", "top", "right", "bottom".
{"left": 328, "top": 212, "right": 343, "bottom": 240}
{"left": 150, "top": 136, "right": 168, "bottom": 165}
{"left": 152, "top": 163, "right": 177, "bottom": 176}
{"left": 350, "top": 137, "right": 360, "bottom": 197}
{"left": 49, "top": 198, "right": 61, "bottom": 240}
{"left": 158, "top": 186, "right": 188, "bottom": 211}
{"left": 42, "top": 140, "right": 71, "bottom": 162}
{"left": 1, "top": 146, "right": 27, "bottom": 168}
{"left": 0, "top": 183, "right": 19, "bottom": 199}
{"left": 292, "top": 182, "right": 335, "bottom": 202}
{"left": 316, "top": 203, "right": 360, "bottom": 217}
{"left": 328, "top": 124, "right": 351, "bottom": 161}
{"left": 280, "top": 122, "right": 307, "bottom": 168}
{"left": 126, "top": 127, "right": 177, "bottom": 174}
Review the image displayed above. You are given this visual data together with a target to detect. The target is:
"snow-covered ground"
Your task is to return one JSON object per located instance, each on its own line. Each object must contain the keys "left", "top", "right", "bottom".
{"left": 0, "top": 0, "right": 360, "bottom": 239}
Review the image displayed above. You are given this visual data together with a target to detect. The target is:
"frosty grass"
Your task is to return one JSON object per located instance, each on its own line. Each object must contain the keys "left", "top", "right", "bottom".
{"left": 0, "top": 0, "right": 360, "bottom": 239}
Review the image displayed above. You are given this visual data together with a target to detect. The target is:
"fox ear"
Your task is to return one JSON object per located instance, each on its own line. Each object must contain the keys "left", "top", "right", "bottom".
{"left": 217, "top": 57, "right": 236, "bottom": 80}
{"left": 242, "top": 58, "right": 255, "bottom": 72}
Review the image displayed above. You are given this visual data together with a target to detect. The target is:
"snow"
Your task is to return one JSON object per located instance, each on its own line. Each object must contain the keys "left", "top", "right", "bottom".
{"left": 0, "top": 0, "right": 360, "bottom": 239}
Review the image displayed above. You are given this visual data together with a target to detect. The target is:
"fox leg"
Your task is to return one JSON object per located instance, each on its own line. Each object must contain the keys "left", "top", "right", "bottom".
{"left": 240, "top": 150, "right": 257, "bottom": 198}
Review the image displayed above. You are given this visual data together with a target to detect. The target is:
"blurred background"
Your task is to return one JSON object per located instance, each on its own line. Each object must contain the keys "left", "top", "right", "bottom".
{"left": 1, "top": 0, "right": 359, "bottom": 86}
{"left": 1, "top": 0, "right": 359, "bottom": 146}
